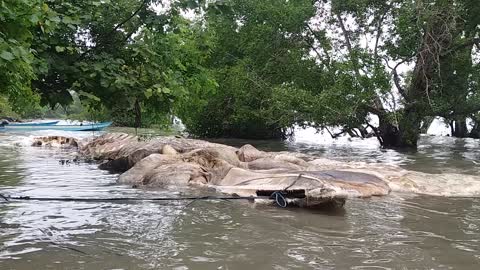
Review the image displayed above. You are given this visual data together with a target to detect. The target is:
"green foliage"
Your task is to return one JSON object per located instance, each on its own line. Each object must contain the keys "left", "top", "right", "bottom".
{"left": 181, "top": 0, "right": 480, "bottom": 146}
{"left": 0, "top": 0, "right": 57, "bottom": 115}
{"left": 180, "top": 60, "right": 290, "bottom": 139}
{"left": 2, "top": 0, "right": 480, "bottom": 147}
{"left": 26, "top": 0, "right": 215, "bottom": 127}
{"left": 0, "top": 95, "right": 18, "bottom": 118}
{"left": 179, "top": 0, "right": 323, "bottom": 139}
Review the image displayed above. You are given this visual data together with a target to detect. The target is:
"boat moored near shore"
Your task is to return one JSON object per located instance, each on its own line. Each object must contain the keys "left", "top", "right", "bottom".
{"left": 5, "top": 120, "right": 60, "bottom": 126}
{"left": 0, "top": 121, "right": 112, "bottom": 132}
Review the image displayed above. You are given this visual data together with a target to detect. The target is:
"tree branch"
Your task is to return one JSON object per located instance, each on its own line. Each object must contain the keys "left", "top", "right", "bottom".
{"left": 392, "top": 61, "right": 408, "bottom": 100}
{"left": 306, "top": 24, "right": 331, "bottom": 66}
{"left": 335, "top": 12, "right": 360, "bottom": 78}
{"left": 431, "top": 102, "right": 480, "bottom": 118}
{"left": 364, "top": 104, "right": 386, "bottom": 116}
{"left": 335, "top": 11, "right": 387, "bottom": 113}
{"left": 366, "top": 122, "right": 383, "bottom": 145}
{"left": 385, "top": 58, "right": 409, "bottom": 101}
{"left": 442, "top": 37, "right": 480, "bottom": 56}
{"left": 373, "top": 12, "right": 387, "bottom": 61}
{"left": 77, "top": 0, "right": 149, "bottom": 60}
{"left": 110, "top": 0, "right": 148, "bottom": 36}
{"left": 325, "top": 126, "right": 349, "bottom": 139}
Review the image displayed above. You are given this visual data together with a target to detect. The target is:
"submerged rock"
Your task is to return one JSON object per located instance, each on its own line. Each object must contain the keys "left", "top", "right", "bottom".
{"left": 237, "top": 144, "right": 266, "bottom": 162}
{"left": 32, "top": 136, "right": 78, "bottom": 148}
{"left": 162, "top": 144, "right": 178, "bottom": 155}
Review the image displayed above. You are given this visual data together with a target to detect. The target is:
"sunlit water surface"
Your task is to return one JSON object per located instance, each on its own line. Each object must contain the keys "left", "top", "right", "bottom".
{"left": 1, "top": 128, "right": 479, "bottom": 269}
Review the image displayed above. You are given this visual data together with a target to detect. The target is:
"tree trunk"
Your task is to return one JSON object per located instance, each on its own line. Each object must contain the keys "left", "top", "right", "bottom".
{"left": 377, "top": 109, "right": 421, "bottom": 148}
{"left": 397, "top": 108, "right": 422, "bottom": 147}
{"left": 469, "top": 118, "right": 480, "bottom": 138}
{"left": 452, "top": 118, "right": 468, "bottom": 138}
{"left": 134, "top": 99, "right": 142, "bottom": 135}
{"left": 386, "top": 1, "right": 455, "bottom": 148}
{"left": 468, "top": 116, "right": 480, "bottom": 139}
{"left": 375, "top": 2, "right": 455, "bottom": 149}
{"left": 377, "top": 115, "right": 399, "bottom": 147}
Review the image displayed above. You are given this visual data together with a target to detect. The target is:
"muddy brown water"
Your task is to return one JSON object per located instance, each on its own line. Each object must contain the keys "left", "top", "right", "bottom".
{"left": 1, "top": 129, "right": 479, "bottom": 269}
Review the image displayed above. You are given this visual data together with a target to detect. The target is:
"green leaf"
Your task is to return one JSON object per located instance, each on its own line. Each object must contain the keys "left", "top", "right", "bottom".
{"left": 50, "top": 16, "right": 61, "bottom": 23}
{"left": 78, "top": 91, "right": 101, "bottom": 102}
{"left": 0, "top": 51, "right": 14, "bottom": 61}
{"left": 42, "top": 3, "right": 49, "bottom": 12}
{"left": 93, "top": 63, "right": 105, "bottom": 71}
{"left": 62, "top": 16, "right": 75, "bottom": 24}
{"left": 162, "top": 87, "right": 171, "bottom": 94}
{"left": 29, "top": 14, "right": 40, "bottom": 24}
{"left": 145, "top": 88, "right": 153, "bottom": 98}
{"left": 175, "top": 59, "right": 187, "bottom": 71}
{"left": 100, "top": 79, "right": 110, "bottom": 88}
{"left": 55, "top": 46, "right": 65, "bottom": 52}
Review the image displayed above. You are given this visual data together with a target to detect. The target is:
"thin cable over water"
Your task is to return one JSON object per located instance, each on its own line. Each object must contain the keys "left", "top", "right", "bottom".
{"left": 0, "top": 194, "right": 258, "bottom": 203}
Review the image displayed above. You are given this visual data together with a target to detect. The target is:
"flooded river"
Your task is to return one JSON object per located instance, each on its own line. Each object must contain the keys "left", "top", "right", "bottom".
{"left": 1, "top": 129, "right": 479, "bottom": 269}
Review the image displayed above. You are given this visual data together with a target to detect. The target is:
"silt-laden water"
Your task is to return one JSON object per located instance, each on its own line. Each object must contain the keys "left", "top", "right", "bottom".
{"left": 0, "top": 130, "right": 479, "bottom": 269}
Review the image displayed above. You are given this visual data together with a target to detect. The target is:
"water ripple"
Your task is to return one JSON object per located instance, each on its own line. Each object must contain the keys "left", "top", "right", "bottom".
{"left": 1, "top": 132, "right": 480, "bottom": 269}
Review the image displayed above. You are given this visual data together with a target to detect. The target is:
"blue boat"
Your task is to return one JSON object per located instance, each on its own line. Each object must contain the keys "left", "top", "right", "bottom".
{"left": 7, "top": 120, "right": 60, "bottom": 126}
{"left": 0, "top": 122, "right": 112, "bottom": 132}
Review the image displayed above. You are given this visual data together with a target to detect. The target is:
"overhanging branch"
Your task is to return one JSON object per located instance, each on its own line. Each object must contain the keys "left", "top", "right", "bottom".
{"left": 442, "top": 37, "right": 480, "bottom": 56}
{"left": 77, "top": 0, "right": 149, "bottom": 60}
{"left": 306, "top": 24, "right": 331, "bottom": 66}
{"left": 385, "top": 58, "right": 409, "bottom": 101}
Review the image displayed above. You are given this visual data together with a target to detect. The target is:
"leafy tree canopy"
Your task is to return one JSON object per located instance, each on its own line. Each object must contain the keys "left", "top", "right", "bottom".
{"left": 2, "top": 0, "right": 480, "bottom": 148}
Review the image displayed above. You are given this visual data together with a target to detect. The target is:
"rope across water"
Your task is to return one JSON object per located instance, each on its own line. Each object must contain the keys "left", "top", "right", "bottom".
{"left": 0, "top": 193, "right": 290, "bottom": 208}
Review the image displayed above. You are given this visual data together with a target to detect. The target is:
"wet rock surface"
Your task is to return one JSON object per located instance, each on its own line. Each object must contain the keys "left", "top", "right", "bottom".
{"left": 29, "top": 133, "right": 395, "bottom": 208}
{"left": 32, "top": 136, "right": 79, "bottom": 148}
{"left": 34, "top": 133, "right": 480, "bottom": 207}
